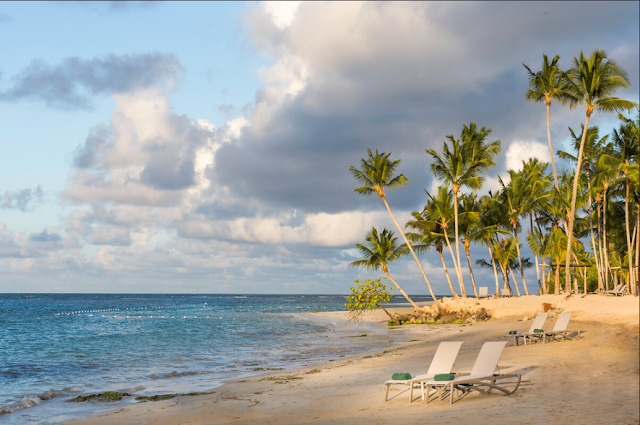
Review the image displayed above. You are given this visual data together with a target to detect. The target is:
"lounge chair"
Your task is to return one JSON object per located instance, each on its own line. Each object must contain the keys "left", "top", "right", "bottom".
{"left": 529, "top": 312, "right": 580, "bottom": 343}
{"left": 505, "top": 313, "right": 548, "bottom": 346}
{"left": 602, "top": 284, "right": 628, "bottom": 296}
{"left": 384, "top": 341, "right": 463, "bottom": 402}
{"left": 478, "top": 287, "right": 489, "bottom": 298}
{"left": 419, "top": 341, "right": 521, "bottom": 404}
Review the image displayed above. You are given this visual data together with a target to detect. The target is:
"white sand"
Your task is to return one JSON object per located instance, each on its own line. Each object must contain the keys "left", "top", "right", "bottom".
{"left": 68, "top": 295, "right": 639, "bottom": 425}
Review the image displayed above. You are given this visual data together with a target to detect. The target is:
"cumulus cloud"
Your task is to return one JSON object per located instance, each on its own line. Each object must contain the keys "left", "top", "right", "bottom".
{"left": 505, "top": 140, "right": 551, "bottom": 171}
{"left": 0, "top": 53, "right": 182, "bottom": 109}
{"left": 1, "top": 186, "right": 43, "bottom": 211}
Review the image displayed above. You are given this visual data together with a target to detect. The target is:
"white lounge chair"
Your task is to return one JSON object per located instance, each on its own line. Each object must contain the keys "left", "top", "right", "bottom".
{"left": 505, "top": 313, "right": 548, "bottom": 346}
{"left": 478, "top": 287, "right": 489, "bottom": 298}
{"left": 602, "top": 284, "right": 628, "bottom": 296}
{"left": 384, "top": 341, "right": 463, "bottom": 402}
{"left": 420, "top": 341, "right": 521, "bottom": 404}
{"left": 529, "top": 312, "right": 580, "bottom": 343}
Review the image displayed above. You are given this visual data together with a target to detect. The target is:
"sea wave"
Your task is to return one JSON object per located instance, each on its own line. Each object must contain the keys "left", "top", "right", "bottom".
{"left": 149, "top": 370, "right": 212, "bottom": 379}
{"left": 0, "top": 387, "right": 83, "bottom": 415}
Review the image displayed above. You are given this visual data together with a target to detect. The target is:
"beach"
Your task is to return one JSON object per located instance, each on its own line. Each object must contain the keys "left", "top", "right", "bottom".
{"left": 67, "top": 295, "right": 639, "bottom": 425}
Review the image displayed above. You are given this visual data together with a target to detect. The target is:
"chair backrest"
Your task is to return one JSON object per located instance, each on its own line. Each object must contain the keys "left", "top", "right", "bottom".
{"left": 610, "top": 284, "right": 623, "bottom": 292}
{"left": 470, "top": 341, "right": 507, "bottom": 377}
{"left": 501, "top": 288, "right": 512, "bottom": 296}
{"left": 551, "top": 312, "right": 572, "bottom": 332}
{"left": 616, "top": 285, "right": 628, "bottom": 294}
{"left": 527, "top": 313, "right": 548, "bottom": 333}
{"left": 479, "top": 287, "right": 488, "bottom": 297}
{"left": 426, "top": 341, "right": 464, "bottom": 376}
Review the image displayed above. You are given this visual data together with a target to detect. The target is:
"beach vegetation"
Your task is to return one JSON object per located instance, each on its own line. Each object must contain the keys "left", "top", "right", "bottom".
{"left": 344, "top": 277, "right": 395, "bottom": 321}
{"left": 67, "top": 392, "right": 131, "bottom": 403}
{"left": 135, "top": 391, "right": 216, "bottom": 403}
{"left": 349, "top": 48, "right": 638, "bottom": 300}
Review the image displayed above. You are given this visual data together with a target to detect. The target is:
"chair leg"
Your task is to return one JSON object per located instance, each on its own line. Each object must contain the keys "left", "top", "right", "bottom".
{"left": 409, "top": 383, "right": 414, "bottom": 403}
{"left": 385, "top": 384, "right": 389, "bottom": 401}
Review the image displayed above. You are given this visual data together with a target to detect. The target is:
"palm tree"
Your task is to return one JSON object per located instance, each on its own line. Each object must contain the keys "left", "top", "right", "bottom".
{"left": 350, "top": 227, "right": 419, "bottom": 310}
{"left": 405, "top": 211, "right": 459, "bottom": 298}
{"left": 562, "top": 49, "right": 637, "bottom": 288}
{"left": 558, "top": 125, "right": 608, "bottom": 290}
{"left": 523, "top": 54, "right": 572, "bottom": 190}
{"left": 478, "top": 192, "right": 508, "bottom": 296}
{"left": 350, "top": 150, "right": 441, "bottom": 308}
{"left": 426, "top": 124, "right": 500, "bottom": 297}
{"left": 458, "top": 194, "right": 482, "bottom": 298}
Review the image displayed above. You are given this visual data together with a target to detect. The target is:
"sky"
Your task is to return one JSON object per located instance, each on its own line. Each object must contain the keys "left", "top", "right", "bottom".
{"left": 0, "top": 1, "right": 638, "bottom": 294}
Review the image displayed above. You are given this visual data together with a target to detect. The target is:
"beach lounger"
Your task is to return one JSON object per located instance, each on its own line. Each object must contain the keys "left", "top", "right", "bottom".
{"left": 529, "top": 312, "right": 580, "bottom": 344}
{"left": 478, "top": 287, "right": 489, "bottom": 298}
{"left": 420, "top": 341, "right": 521, "bottom": 404}
{"left": 505, "top": 313, "right": 548, "bottom": 346}
{"left": 384, "top": 341, "right": 463, "bottom": 402}
{"left": 602, "top": 284, "right": 628, "bottom": 296}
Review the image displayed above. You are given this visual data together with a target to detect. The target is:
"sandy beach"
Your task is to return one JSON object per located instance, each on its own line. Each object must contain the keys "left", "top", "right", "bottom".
{"left": 68, "top": 295, "right": 639, "bottom": 425}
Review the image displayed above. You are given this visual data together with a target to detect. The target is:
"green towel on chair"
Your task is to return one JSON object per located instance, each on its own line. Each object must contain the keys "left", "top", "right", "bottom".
{"left": 434, "top": 373, "right": 455, "bottom": 381}
{"left": 509, "top": 330, "right": 518, "bottom": 335}
{"left": 533, "top": 328, "right": 544, "bottom": 333}
{"left": 392, "top": 373, "right": 411, "bottom": 380}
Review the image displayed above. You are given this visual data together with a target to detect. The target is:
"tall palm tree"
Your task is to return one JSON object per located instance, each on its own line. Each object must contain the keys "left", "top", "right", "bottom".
{"left": 350, "top": 227, "right": 419, "bottom": 310}
{"left": 523, "top": 54, "right": 572, "bottom": 191}
{"left": 563, "top": 49, "right": 637, "bottom": 288}
{"left": 350, "top": 150, "right": 441, "bottom": 308}
{"left": 426, "top": 124, "right": 500, "bottom": 296}
{"left": 458, "top": 194, "right": 482, "bottom": 298}
{"left": 405, "top": 212, "right": 459, "bottom": 298}
{"left": 558, "top": 125, "right": 608, "bottom": 290}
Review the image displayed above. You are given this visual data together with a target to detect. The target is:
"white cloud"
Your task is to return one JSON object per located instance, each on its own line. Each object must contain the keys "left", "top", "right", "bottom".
{"left": 505, "top": 140, "right": 551, "bottom": 171}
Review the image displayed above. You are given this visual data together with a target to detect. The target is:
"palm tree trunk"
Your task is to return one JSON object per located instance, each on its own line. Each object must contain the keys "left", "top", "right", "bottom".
{"left": 488, "top": 245, "right": 500, "bottom": 297}
{"left": 512, "top": 226, "right": 530, "bottom": 295}
{"left": 464, "top": 244, "right": 479, "bottom": 298}
{"left": 635, "top": 203, "right": 639, "bottom": 296}
{"left": 443, "top": 227, "right": 465, "bottom": 297}
{"left": 383, "top": 270, "right": 420, "bottom": 310}
{"left": 586, "top": 177, "right": 603, "bottom": 290}
{"left": 380, "top": 195, "right": 441, "bottom": 308}
{"left": 553, "top": 258, "right": 560, "bottom": 295}
{"left": 547, "top": 101, "right": 561, "bottom": 191}
{"left": 603, "top": 185, "right": 610, "bottom": 290}
{"left": 437, "top": 249, "right": 458, "bottom": 298}
{"left": 596, "top": 201, "right": 605, "bottom": 291}
{"left": 497, "top": 259, "right": 512, "bottom": 296}
{"left": 624, "top": 175, "right": 634, "bottom": 294}
{"left": 530, "top": 214, "right": 541, "bottom": 294}
{"left": 542, "top": 258, "right": 548, "bottom": 294}
{"left": 565, "top": 113, "right": 591, "bottom": 291}
{"left": 508, "top": 266, "right": 521, "bottom": 296}
{"left": 453, "top": 189, "right": 466, "bottom": 297}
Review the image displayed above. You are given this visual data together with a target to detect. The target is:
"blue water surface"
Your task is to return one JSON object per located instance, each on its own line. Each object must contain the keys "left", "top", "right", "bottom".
{"left": 0, "top": 293, "right": 435, "bottom": 424}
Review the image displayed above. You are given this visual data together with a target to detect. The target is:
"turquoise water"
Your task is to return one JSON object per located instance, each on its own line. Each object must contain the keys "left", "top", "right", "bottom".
{"left": 0, "top": 293, "right": 435, "bottom": 424}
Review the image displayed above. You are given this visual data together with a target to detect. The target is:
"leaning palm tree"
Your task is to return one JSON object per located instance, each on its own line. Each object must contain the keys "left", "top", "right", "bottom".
{"left": 562, "top": 49, "right": 637, "bottom": 288}
{"left": 350, "top": 150, "right": 441, "bottom": 308}
{"left": 350, "top": 228, "right": 419, "bottom": 310}
{"left": 523, "top": 54, "right": 572, "bottom": 191}
{"left": 458, "top": 194, "right": 482, "bottom": 298}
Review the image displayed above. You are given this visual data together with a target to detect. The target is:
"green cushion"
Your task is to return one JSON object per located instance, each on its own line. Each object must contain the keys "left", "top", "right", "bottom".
{"left": 434, "top": 373, "right": 455, "bottom": 381}
{"left": 509, "top": 330, "right": 518, "bottom": 335}
{"left": 392, "top": 373, "right": 411, "bottom": 380}
{"left": 533, "top": 328, "right": 544, "bottom": 333}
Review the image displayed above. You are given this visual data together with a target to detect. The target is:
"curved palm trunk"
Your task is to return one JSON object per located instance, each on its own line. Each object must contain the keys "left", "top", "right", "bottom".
{"left": 453, "top": 190, "right": 467, "bottom": 297}
{"left": 512, "top": 226, "right": 530, "bottom": 295}
{"left": 437, "top": 248, "right": 458, "bottom": 298}
{"left": 378, "top": 304, "right": 395, "bottom": 320}
{"left": 554, "top": 260, "right": 561, "bottom": 294}
{"left": 624, "top": 175, "right": 634, "bottom": 294}
{"left": 565, "top": 114, "right": 591, "bottom": 290}
{"left": 508, "top": 266, "right": 522, "bottom": 296}
{"left": 596, "top": 201, "right": 605, "bottom": 291}
{"left": 547, "top": 102, "right": 561, "bottom": 191}
{"left": 464, "top": 243, "right": 479, "bottom": 298}
{"left": 588, "top": 198, "right": 603, "bottom": 290}
{"left": 443, "top": 227, "right": 466, "bottom": 297}
{"left": 382, "top": 269, "right": 419, "bottom": 310}
{"left": 530, "top": 214, "right": 541, "bottom": 295}
{"left": 635, "top": 204, "right": 639, "bottom": 296}
{"left": 380, "top": 195, "right": 441, "bottom": 309}
{"left": 488, "top": 245, "right": 500, "bottom": 296}
{"left": 542, "top": 258, "right": 548, "bottom": 294}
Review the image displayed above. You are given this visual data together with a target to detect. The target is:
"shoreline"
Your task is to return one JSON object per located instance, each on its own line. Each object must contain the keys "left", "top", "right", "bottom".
{"left": 65, "top": 294, "right": 638, "bottom": 424}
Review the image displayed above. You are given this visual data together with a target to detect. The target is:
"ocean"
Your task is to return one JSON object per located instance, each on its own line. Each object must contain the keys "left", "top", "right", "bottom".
{"left": 0, "top": 293, "right": 435, "bottom": 424}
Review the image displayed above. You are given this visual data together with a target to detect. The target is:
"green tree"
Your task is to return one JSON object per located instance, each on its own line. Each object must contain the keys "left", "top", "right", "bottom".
{"left": 563, "top": 49, "right": 637, "bottom": 289}
{"left": 345, "top": 278, "right": 394, "bottom": 322}
{"left": 523, "top": 54, "right": 572, "bottom": 190}
{"left": 350, "top": 227, "right": 419, "bottom": 310}
{"left": 350, "top": 150, "right": 440, "bottom": 308}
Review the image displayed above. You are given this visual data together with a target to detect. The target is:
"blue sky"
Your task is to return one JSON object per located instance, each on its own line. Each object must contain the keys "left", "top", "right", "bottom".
{"left": 0, "top": 1, "right": 638, "bottom": 294}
